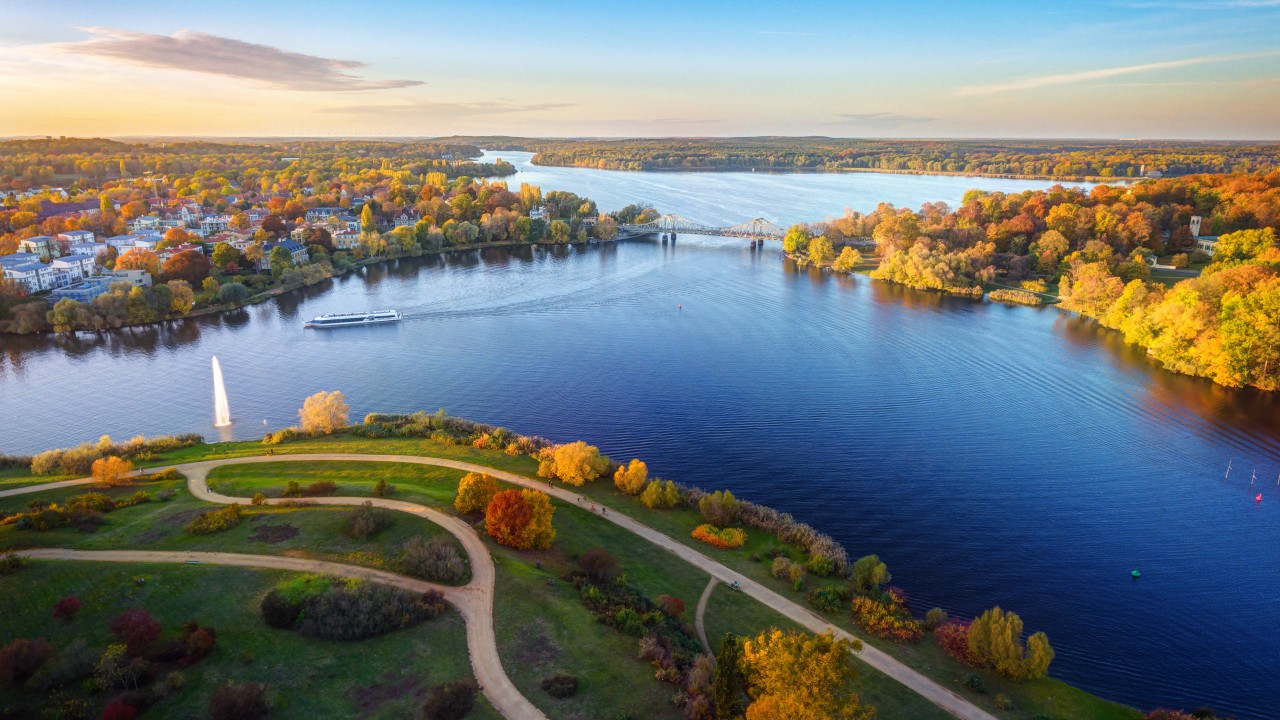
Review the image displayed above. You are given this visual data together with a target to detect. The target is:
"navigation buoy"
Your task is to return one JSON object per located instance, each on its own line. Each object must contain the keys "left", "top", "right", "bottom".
{"left": 1131, "top": 569, "right": 1141, "bottom": 578}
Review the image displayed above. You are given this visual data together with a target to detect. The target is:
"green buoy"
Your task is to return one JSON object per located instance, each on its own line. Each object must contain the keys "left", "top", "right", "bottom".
{"left": 1131, "top": 569, "right": 1142, "bottom": 578}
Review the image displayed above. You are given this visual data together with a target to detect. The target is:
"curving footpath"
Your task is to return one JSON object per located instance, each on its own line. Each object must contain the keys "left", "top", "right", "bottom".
{"left": 694, "top": 577, "right": 717, "bottom": 655}
{"left": 6, "top": 453, "right": 996, "bottom": 720}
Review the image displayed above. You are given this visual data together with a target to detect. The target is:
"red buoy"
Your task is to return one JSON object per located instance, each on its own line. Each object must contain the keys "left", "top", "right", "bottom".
{"left": 1257, "top": 493, "right": 1263, "bottom": 502}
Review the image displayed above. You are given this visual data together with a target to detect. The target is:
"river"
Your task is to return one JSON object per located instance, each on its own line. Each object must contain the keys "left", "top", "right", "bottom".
{"left": 1, "top": 153, "right": 1278, "bottom": 719}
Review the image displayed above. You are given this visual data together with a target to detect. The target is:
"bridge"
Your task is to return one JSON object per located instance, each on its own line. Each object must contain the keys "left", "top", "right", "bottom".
{"left": 619, "top": 213, "right": 786, "bottom": 241}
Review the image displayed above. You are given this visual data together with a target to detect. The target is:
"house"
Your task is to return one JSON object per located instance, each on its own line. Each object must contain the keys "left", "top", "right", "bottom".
{"left": 0, "top": 252, "right": 43, "bottom": 268}
{"left": 581, "top": 215, "right": 598, "bottom": 228}
{"left": 36, "top": 199, "right": 100, "bottom": 219}
{"left": 17, "top": 236, "right": 58, "bottom": 258}
{"left": 106, "top": 269, "right": 152, "bottom": 287}
{"left": 290, "top": 224, "right": 313, "bottom": 242}
{"left": 104, "top": 234, "right": 141, "bottom": 252}
{"left": 157, "top": 243, "right": 203, "bottom": 261}
{"left": 50, "top": 255, "right": 97, "bottom": 285}
{"left": 247, "top": 208, "right": 270, "bottom": 223}
{"left": 393, "top": 208, "right": 420, "bottom": 228}
{"left": 306, "top": 206, "right": 342, "bottom": 222}
{"left": 1195, "top": 236, "right": 1219, "bottom": 257}
{"left": 199, "top": 214, "right": 232, "bottom": 236}
{"left": 260, "top": 239, "right": 308, "bottom": 269}
{"left": 1, "top": 261, "right": 54, "bottom": 292}
{"left": 337, "top": 214, "right": 361, "bottom": 231}
{"left": 57, "top": 230, "right": 95, "bottom": 245}
{"left": 70, "top": 241, "right": 110, "bottom": 258}
{"left": 130, "top": 215, "right": 161, "bottom": 232}
{"left": 529, "top": 205, "right": 547, "bottom": 221}
{"left": 332, "top": 228, "right": 360, "bottom": 250}
{"left": 51, "top": 277, "right": 113, "bottom": 303}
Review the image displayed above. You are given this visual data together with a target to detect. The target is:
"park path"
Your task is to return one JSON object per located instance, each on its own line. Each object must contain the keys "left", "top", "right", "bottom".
{"left": 694, "top": 577, "right": 717, "bottom": 655}
{"left": 8, "top": 452, "right": 996, "bottom": 720}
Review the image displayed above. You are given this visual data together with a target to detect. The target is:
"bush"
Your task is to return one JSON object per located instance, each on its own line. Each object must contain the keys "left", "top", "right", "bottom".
{"left": 804, "top": 553, "right": 836, "bottom": 577}
{"left": 639, "top": 480, "right": 682, "bottom": 509}
{"left": 851, "top": 590, "right": 923, "bottom": 643}
{"left": 343, "top": 501, "right": 392, "bottom": 539}
{"left": 536, "top": 441, "right": 609, "bottom": 486}
{"left": 770, "top": 556, "right": 794, "bottom": 581}
{"left": 304, "top": 480, "right": 338, "bottom": 496}
{"left": 281, "top": 480, "right": 301, "bottom": 497}
{"left": 994, "top": 693, "right": 1013, "bottom": 710}
{"left": 989, "top": 289, "right": 1045, "bottom": 306}
{"left": 613, "top": 459, "right": 648, "bottom": 495}
{"left": 963, "top": 673, "right": 986, "bottom": 693}
{"left": 691, "top": 524, "right": 746, "bottom": 549}
{"left": 68, "top": 492, "right": 115, "bottom": 513}
{"left": 578, "top": 547, "right": 620, "bottom": 583}
{"left": 25, "top": 638, "right": 96, "bottom": 691}
{"left": 658, "top": 594, "right": 685, "bottom": 618}
{"left": 698, "top": 490, "right": 740, "bottom": 528}
{"left": 297, "top": 582, "right": 446, "bottom": 641}
{"left": 372, "top": 479, "right": 395, "bottom": 498}
{"left": 925, "top": 607, "right": 949, "bottom": 630}
{"left": 260, "top": 589, "right": 303, "bottom": 629}
{"left": 109, "top": 608, "right": 162, "bottom": 657}
{"left": 935, "top": 621, "right": 975, "bottom": 664}
{"left": 209, "top": 681, "right": 268, "bottom": 720}
{"left": 400, "top": 536, "right": 467, "bottom": 583}
{"left": 485, "top": 489, "right": 555, "bottom": 550}
{"left": 422, "top": 679, "right": 478, "bottom": 720}
{"left": 0, "top": 637, "right": 53, "bottom": 685}
{"left": 91, "top": 456, "right": 134, "bottom": 486}
{"left": 540, "top": 672, "right": 579, "bottom": 698}
{"left": 0, "top": 553, "right": 25, "bottom": 575}
{"left": 53, "top": 596, "right": 82, "bottom": 621}
{"left": 185, "top": 505, "right": 242, "bottom": 535}
{"left": 851, "top": 554, "right": 891, "bottom": 594}
{"left": 251, "top": 493, "right": 267, "bottom": 506}
{"left": 806, "top": 585, "right": 850, "bottom": 614}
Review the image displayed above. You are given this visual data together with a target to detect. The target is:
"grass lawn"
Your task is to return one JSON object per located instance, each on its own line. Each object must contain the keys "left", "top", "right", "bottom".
{"left": 207, "top": 460, "right": 467, "bottom": 509}
{"left": 0, "top": 561, "right": 500, "bottom": 720}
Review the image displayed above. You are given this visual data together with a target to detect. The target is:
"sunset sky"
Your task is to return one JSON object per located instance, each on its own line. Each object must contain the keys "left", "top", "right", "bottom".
{"left": 2, "top": 0, "right": 1279, "bottom": 139}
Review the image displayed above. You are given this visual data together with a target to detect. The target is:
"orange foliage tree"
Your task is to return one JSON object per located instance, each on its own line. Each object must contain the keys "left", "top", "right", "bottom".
{"left": 91, "top": 456, "right": 134, "bottom": 487}
{"left": 485, "top": 489, "right": 555, "bottom": 550}
{"left": 613, "top": 458, "right": 648, "bottom": 495}
{"left": 114, "top": 248, "right": 161, "bottom": 279}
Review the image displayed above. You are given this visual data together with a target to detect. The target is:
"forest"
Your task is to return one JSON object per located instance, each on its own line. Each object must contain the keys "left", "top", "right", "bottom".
{"left": 451, "top": 137, "right": 1280, "bottom": 180}
{"left": 791, "top": 171, "right": 1280, "bottom": 391}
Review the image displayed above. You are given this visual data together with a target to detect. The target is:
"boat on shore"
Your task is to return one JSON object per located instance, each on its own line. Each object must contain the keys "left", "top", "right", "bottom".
{"left": 304, "top": 310, "right": 402, "bottom": 329}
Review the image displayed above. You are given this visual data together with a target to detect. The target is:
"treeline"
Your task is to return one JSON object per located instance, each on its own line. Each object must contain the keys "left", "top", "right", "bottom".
{"left": 519, "top": 138, "right": 1280, "bottom": 179}
{"left": 791, "top": 172, "right": 1279, "bottom": 389}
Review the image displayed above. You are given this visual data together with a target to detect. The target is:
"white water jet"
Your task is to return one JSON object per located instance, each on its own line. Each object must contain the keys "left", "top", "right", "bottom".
{"left": 212, "top": 356, "right": 232, "bottom": 427}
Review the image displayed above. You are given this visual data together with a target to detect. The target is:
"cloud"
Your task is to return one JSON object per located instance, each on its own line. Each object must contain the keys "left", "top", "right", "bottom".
{"left": 955, "top": 51, "right": 1280, "bottom": 96}
{"left": 827, "top": 112, "right": 936, "bottom": 126}
{"left": 55, "top": 27, "right": 422, "bottom": 91}
{"left": 320, "top": 100, "right": 575, "bottom": 117}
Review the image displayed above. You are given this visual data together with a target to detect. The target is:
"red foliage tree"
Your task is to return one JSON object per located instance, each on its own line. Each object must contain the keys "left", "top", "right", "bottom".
{"left": 162, "top": 249, "right": 211, "bottom": 285}
{"left": 0, "top": 638, "right": 53, "bottom": 685}
{"left": 261, "top": 214, "right": 287, "bottom": 236}
{"left": 934, "top": 621, "right": 975, "bottom": 665}
{"left": 109, "top": 607, "right": 162, "bottom": 657}
{"left": 658, "top": 594, "right": 685, "bottom": 618}
{"left": 484, "top": 490, "right": 532, "bottom": 548}
{"left": 53, "top": 595, "right": 82, "bottom": 621}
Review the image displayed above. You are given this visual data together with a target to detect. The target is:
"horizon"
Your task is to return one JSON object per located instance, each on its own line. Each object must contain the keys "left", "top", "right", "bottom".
{"left": 3, "top": 0, "right": 1279, "bottom": 139}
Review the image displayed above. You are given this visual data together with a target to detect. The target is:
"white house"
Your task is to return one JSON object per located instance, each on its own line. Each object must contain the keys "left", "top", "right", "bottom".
{"left": 17, "top": 236, "right": 57, "bottom": 258}
{"left": 306, "top": 206, "right": 342, "bottom": 222}
{"left": 1, "top": 261, "right": 53, "bottom": 292}
{"left": 57, "top": 230, "right": 95, "bottom": 244}
{"left": 1195, "top": 237, "right": 1220, "bottom": 257}
{"left": 199, "top": 214, "right": 232, "bottom": 236}
{"left": 70, "top": 241, "right": 110, "bottom": 258}
{"left": 49, "top": 255, "right": 96, "bottom": 287}
{"left": 130, "top": 215, "right": 161, "bottom": 232}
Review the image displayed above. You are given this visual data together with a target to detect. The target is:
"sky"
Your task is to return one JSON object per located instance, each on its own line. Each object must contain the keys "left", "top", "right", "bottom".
{"left": 1, "top": 0, "right": 1279, "bottom": 139}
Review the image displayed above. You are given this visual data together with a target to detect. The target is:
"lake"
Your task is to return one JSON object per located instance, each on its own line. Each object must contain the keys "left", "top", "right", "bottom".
{"left": 1, "top": 154, "right": 1278, "bottom": 719}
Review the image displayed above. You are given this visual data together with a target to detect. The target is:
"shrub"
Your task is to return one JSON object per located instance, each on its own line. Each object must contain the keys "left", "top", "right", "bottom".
{"left": 925, "top": 607, "right": 949, "bottom": 630}
{"left": 935, "top": 621, "right": 975, "bottom": 664}
{"left": 400, "top": 536, "right": 467, "bottom": 583}
{"left": 692, "top": 524, "right": 746, "bottom": 549}
{"left": 698, "top": 490, "right": 740, "bottom": 528}
{"left": 343, "top": 501, "right": 392, "bottom": 539}
{"left": 185, "top": 505, "right": 242, "bottom": 535}
{"left": 53, "top": 596, "right": 82, "bottom": 621}
{"left": 806, "top": 585, "right": 850, "bottom": 614}
{"left": 251, "top": 493, "right": 267, "bottom": 506}
{"left": 91, "top": 456, "right": 134, "bottom": 486}
{"left": 454, "top": 472, "right": 500, "bottom": 514}
{"left": 639, "top": 480, "right": 682, "bottom": 509}
{"left": 658, "top": 594, "right": 685, "bottom": 618}
{"left": 537, "top": 441, "right": 609, "bottom": 486}
{"left": 68, "top": 492, "right": 115, "bottom": 513}
{"left": 281, "top": 480, "right": 301, "bottom": 497}
{"left": 109, "top": 608, "right": 162, "bottom": 657}
{"left": 0, "top": 637, "right": 53, "bottom": 685}
{"left": 963, "top": 673, "right": 986, "bottom": 693}
{"left": 994, "top": 693, "right": 1013, "bottom": 710}
{"left": 304, "top": 480, "right": 338, "bottom": 496}
{"left": 209, "top": 681, "right": 268, "bottom": 720}
{"left": 25, "top": 638, "right": 96, "bottom": 691}
{"left": 804, "top": 553, "right": 836, "bottom": 577}
{"left": 770, "top": 556, "right": 793, "bottom": 580}
{"left": 578, "top": 547, "right": 620, "bottom": 582}
{"left": 297, "top": 583, "right": 446, "bottom": 641}
{"left": 30, "top": 448, "right": 64, "bottom": 475}
{"left": 540, "top": 672, "right": 579, "bottom": 698}
{"left": 613, "top": 459, "right": 648, "bottom": 495}
{"left": 260, "top": 589, "right": 303, "bottom": 629}
{"left": 967, "top": 606, "right": 1054, "bottom": 681}
{"left": 851, "top": 592, "right": 923, "bottom": 643}
{"left": 372, "top": 478, "right": 395, "bottom": 497}
{"left": 422, "top": 679, "right": 478, "bottom": 720}
{"left": 851, "top": 554, "right": 891, "bottom": 594}
{"left": 989, "top": 288, "right": 1045, "bottom": 306}
{"left": 128, "top": 491, "right": 151, "bottom": 505}
{"left": 0, "top": 552, "right": 25, "bottom": 574}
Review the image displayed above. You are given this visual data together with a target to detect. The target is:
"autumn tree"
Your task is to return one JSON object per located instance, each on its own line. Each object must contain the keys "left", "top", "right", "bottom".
{"left": 162, "top": 249, "right": 211, "bottom": 285}
{"left": 593, "top": 215, "right": 618, "bottom": 241}
{"left": 808, "top": 236, "right": 835, "bottom": 265}
{"left": 167, "top": 280, "right": 195, "bottom": 314}
{"left": 298, "top": 390, "right": 349, "bottom": 434}
{"left": 159, "top": 227, "right": 191, "bottom": 248}
{"left": 699, "top": 490, "right": 740, "bottom": 528}
{"left": 1204, "top": 227, "right": 1277, "bottom": 274}
{"left": 211, "top": 243, "right": 240, "bottom": 271}
{"left": 360, "top": 203, "right": 377, "bottom": 233}
{"left": 454, "top": 472, "right": 500, "bottom": 514}
{"left": 549, "top": 219, "right": 571, "bottom": 244}
{"left": 851, "top": 554, "right": 891, "bottom": 594}
{"left": 92, "top": 456, "right": 133, "bottom": 487}
{"left": 115, "top": 248, "right": 161, "bottom": 278}
{"left": 613, "top": 458, "right": 648, "bottom": 495}
{"left": 537, "top": 441, "right": 609, "bottom": 486}
{"left": 831, "top": 246, "right": 863, "bottom": 273}
{"left": 485, "top": 488, "right": 555, "bottom": 550}
{"left": 967, "top": 606, "right": 1054, "bottom": 681}
{"left": 739, "top": 629, "right": 871, "bottom": 720}
{"left": 782, "top": 225, "right": 811, "bottom": 255}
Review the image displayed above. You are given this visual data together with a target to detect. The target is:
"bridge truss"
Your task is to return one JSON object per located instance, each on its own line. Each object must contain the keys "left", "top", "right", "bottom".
{"left": 621, "top": 213, "right": 786, "bottom": 240}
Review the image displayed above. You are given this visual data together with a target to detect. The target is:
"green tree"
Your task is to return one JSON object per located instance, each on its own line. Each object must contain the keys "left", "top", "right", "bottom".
{"left": 967, "top": 606, "right": 1054, "bottom": 681}
{"left": 851, "top": 554, "right": 890, "bottom": 594}
{"left": 212, "top": 242, "right": 240, "bottom": 271}
{"left": 269, "top": 245, "right": 293, "bottom": 278}
{"left": 217, "top": 282, "right": 249, "bottom": 305}
{"left": 783, "top": 225, "right": 811, "bottom": 255}
{"left": 713, "top": 632, "right": 746, "bottom": 719}
{"left": 549, "top": 220, "right": 570, "bottom": 244}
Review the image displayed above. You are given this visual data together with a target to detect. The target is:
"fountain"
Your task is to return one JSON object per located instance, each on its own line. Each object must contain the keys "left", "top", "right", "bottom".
{"left": 212, "top": 356, "right": 232, "bottom": 427}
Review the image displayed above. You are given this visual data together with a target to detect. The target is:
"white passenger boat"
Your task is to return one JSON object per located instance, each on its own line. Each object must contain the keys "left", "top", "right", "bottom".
{"left": 304, "top": 310, "right": 402, "bottom": 329}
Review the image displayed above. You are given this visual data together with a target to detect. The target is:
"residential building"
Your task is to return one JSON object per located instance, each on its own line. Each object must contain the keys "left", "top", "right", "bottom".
{"left": 1, "top": 261, "right": 53, "bottom": 292}
{"left": 17, "top": 236, "right": 57, "bottom": 258}
{"left": 393, "top": 208, "right": 420, "bottom": 228}
{"left": 260, "top": 239, "right": 309, "bottom": 269}
{"left": 130, "top": 215, "right": 161, "bottom": 232}
{"left": 157, "top": 243, "right": 203, "bottom": 261}
{"left": 51, "top": 277, "right": 113, "bottom": 303}
{"left": 70, "top": 241, "right": 110, "bottom": 258}
{"left": 247, "top": 208, "right": 270, "bottom": 223}
{"left": 1195, "top": 236, "right": 1220, "bottom": 257}
{"left": 529, "top": 205, "right": 548, "bottom": 221}
{"left": 106, "top": 269, "right": 152, "bottom": 287}
{"left": 50, "top": 255, "right": 97, "bottom": 285}
{"left": 332, "top": 228, "right": 360, "bottom": 250}
{"left": 57, "top": 230, "right": 95, "bottom": 244}
{"left": 306, "top": 206, "right": 342, "bottom": 222}
{"left": 199, "top": 214, "right": 232, "bottom": 236}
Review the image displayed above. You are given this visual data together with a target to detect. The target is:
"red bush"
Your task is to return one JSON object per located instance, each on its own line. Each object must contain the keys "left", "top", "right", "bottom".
{"left": 109, "top": 608, "right": 162, "bottom": 657}
{"left": 102, "top": 701, "right": 138, "bottom": 720}
{"left": 658, "top": 594, "right": 685, "bottom": 618}
{"left": 934, "top": 621, "right": 975, "bottom": 665}
{"left": 0, "top": 637, "right": 53, "bottom": 685}
{"left": 53, "top": 595, "right": 82, "bottom": 620}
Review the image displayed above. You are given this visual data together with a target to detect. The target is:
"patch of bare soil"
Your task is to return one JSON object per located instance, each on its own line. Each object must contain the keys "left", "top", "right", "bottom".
{"left": 249, "top": 523, "right": 300, "bottom": 544}
{"left": 349, "top": 671, "right": 423, "bottom": 717}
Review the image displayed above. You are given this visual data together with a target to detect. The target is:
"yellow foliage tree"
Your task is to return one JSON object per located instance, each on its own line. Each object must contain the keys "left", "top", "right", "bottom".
{"left": 538, "top": 441, "right": 609, "bottom": 486}
{"left": 613, "top": 458, "right": 648, "bottom": 495}
{"left": 91, "top": 456, "right": 134, "bottom": 487}
{"left": 454, "top": 472, "right": 500, "bottom": 514}
{"left": 739, "top": 629, "right": 871, "bottom": 720}
{"left": 298, "top": 390, "right": 350, "bottom": 435}
{"left": 521, "top": 489, "right": 556, "bottom": 550}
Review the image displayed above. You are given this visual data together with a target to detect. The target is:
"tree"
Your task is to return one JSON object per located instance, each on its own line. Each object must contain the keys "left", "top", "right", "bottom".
{"left": 739, "top": 629, "right": 870, "bottom": 720}
{"left": 211, "top": 242, "right": 240, "bottom": 271}
{"left": 851, "top": 554, "right": 890, "bottom": 594}
{"left": 831, "top": 246, "right": 863, "bottom": 273}
{"left": 46, "top": 298, "right": 92, "bottom": 332}
{"left": 613, "top": 458, "right": 649, "bottom": 494}
{"left": 298, "top": 390, "right": 349, "bottom": 434}
{"left": 549, "top": 219, "right": 571, "bottom": 244}
{"left": 808, "top": 236, "right": 835, "bottom": 265}
{"left": 162, "top": 249, "right": 211, "bottom": 285}
{"left": 167, "top": 279, "right": 195, "bottom": 314}
{"left": 1205, "top": 228, "right": 1277, "bottom": 274}
{"left": 485, "top": 488, "right": 555, "bottom": 550}
{"left": 269, "top": 245, "right": 293, "bottom": 278}
{"left": 577, "top": 547, "right": 619, "bottom": 582}
{"left": 640, "top": 480, "right": 682, "bottom": 509}
{"left": 538, "top": 441, "right": 609, "bottom": 486}
{"left": 782, "top": 225, "right": 811, "bottom": 255}
{"left": 422, "top": 679, "right": 478, "bottom": 720}
{"left": 262, "top": 214, "right": 287, "bottom": 236}
{"left": 699, "top": 490, "right": 740, "bottom": 528}
{"left": 713, "top": 633, "right": 747, "bottom": 719}
{"left": 92, "top": 456, "right": 133, "bottom": 487}
{"left": 109, "top": 607, "right": 161, "bottom": 657}
{"left": 159, "top": 227, "right": 191, "bottom": 248}
{"left": 967, "top": 606, "right": 1054, "bottom": 681}
{"left": 454, "top": 472, "right": 500, "bottom": 514}
{"left": 217, "top": 282, "right": 250, "bottom": 304}
{"left": 593, "top": 215, "right": 619, "bottom": 241}
{"left": 115, "top": 248, "right": 161, "bottom": 279}
{"left": 360, "top": 203, "right": 377, "bottom": 233}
